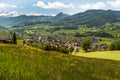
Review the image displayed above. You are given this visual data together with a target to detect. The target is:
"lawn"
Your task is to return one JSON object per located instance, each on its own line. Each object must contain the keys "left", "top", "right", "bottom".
{"left": 0, "top": 44, "right": 120, "bottom": 80}
{"left": 72, "top": 51, "right": 120, "bottom": 61}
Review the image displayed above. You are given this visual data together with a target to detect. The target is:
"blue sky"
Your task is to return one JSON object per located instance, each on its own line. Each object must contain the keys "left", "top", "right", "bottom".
{"left": 0, "top": 0, "right": 120, "bottom": 16}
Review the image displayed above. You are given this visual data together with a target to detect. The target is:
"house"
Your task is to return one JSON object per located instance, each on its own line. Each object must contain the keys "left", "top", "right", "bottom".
{"left": 0, "top": 35, "right": 10, "bottom": 43}
{"left": 74, "top": 37, "right": 82, "bottom": 46}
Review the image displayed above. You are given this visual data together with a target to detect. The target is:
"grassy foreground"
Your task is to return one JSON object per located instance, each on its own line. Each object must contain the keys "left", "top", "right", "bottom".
{"left": 0, "top": 44, "right": 120, "bottom": 80}
{"left": 72, "top": 51, "right": 120, "bottom": 61}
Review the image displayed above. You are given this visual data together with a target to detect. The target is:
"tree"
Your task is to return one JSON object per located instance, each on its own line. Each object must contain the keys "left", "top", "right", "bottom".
{"left": 81, "top": 38, "right": 91, "bottom": 52}
{"left": 110, "top": 40, "right": 120, "bottom": 50}
{"left": 12, "top": 32, "right": 17, "bottom": 44}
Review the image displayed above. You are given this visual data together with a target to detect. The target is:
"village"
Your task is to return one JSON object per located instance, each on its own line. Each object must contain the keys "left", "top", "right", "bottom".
{"left": 25, "top": 34, "right": 108, "bottom": 52}
{"left": 0, "top": 33, "right": 108, "bottom": 53}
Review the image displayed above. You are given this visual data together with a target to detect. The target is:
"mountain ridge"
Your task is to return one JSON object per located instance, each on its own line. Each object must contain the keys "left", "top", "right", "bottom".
{"left": 1, "top": 9, "right": 120, "bottom": 28}
{"left": 54, "top": 9, "right": 120, "bottom": 27}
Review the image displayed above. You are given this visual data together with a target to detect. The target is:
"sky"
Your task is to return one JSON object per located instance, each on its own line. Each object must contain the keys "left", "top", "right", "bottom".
{"left": 0, "top": 0, "right": 120, "bottom": 16}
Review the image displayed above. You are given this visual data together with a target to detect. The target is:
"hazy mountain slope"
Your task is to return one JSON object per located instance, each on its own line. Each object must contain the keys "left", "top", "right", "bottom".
{"left": 0, "top": 13, "right": 69, "bottom": 27}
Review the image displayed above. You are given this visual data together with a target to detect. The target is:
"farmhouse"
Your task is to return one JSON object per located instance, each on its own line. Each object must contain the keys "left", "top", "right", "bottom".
{"left": 0, "top": 35, "right": 10, "bottom": 43}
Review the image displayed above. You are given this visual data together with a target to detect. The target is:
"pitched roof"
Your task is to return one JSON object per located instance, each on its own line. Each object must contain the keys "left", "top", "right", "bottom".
{"left": 0, "top": 35, "right": 10, "bottom": 40}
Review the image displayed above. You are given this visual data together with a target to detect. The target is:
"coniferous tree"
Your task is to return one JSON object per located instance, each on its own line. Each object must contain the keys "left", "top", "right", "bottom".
{"left": 13, "top": 32, "right": 17, "bottom": 44}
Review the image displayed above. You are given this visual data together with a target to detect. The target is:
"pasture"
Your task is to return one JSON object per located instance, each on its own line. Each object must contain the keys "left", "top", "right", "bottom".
{"left": 72, "top": 51, "right": 120, "bottom": 61}
{"left": 0, "top": 44, "right": 120, "bottom": 80}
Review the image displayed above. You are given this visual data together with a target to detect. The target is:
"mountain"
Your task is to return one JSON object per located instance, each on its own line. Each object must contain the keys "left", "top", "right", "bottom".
{"left": 0, "top": 12, "right": 69, "bottom": 27}
{"left": 54, "top": 10, "right": 120, "bottom": 27}
{"left": 1, "top": 10, "right": 120, "bottom": 28}
{"left": 52, "top": 12, "right": 69, "bottom": 21}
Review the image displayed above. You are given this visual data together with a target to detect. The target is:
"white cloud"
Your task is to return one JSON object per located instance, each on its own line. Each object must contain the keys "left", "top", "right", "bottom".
{"left": 0, "top": 11, "right": 56, "bottom": 17}
{"left": 0, "top": 3, "right": 17, "bottom": 8}
{"left": 79, "top": 2, "right": 106, "bottom": 10}
{"left": 0, "top": 11, "right": 20, "bottom": 17}
{"left": 107, "top": 0, "right": 120, "bottom": 8}
{"left": 33, "top": 1, "right": 75, "bottom": 9}
{"left": 26, "top": 12, "right": 55, "bottom": 16}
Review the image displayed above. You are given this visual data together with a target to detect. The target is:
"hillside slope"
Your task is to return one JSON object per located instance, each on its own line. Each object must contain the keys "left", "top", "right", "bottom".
{"left": 0, "top": 44, "right": 120, "bottom": 80}
{"left": 54, "top": 10, "right": 120, "bottom": 27}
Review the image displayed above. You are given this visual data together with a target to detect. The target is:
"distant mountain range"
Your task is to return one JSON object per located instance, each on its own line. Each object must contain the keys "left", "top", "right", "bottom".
{"left": 0, "top": 12, "right": 69, "bottom": 27}
{"left": 1, "top": 10, "right": 120, "bottom": 27}
{"left": 54, "top": 10, "right": 120, "bottom": 27}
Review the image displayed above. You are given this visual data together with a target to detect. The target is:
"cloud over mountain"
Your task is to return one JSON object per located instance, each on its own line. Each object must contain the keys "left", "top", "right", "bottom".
{"left": 79, "top": 2, "right": 106, "bottom": 10}
{"left": 107, "top": 0, "right": 120, "bottom": 8}
{"left": 26, "top": 12, "right": 56, "bottom": 16}
{"left": 0, "top": 11, "right": 20, "bottom": 17}
{"left": 33, "top": 1, "right": 75, "bottom": 9}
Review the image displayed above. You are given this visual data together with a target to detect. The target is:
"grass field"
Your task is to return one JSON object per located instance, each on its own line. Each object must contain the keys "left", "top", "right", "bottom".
{"left": 72, "top": 51, "right": 120, "bottom": 61}
{"left": 0, "top": 44, "right": 120, "bottom": 80}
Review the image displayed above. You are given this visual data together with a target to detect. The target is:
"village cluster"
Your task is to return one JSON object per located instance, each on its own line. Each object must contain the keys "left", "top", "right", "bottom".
{"left": 26, "top": 35, "right": 108, "bottom": 52}
{"left": 0, "top": 33, "right": 108, "bottom": 53}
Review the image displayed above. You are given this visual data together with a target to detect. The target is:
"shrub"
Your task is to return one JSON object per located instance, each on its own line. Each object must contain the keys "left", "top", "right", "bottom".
{"left": 59, "top": 46, "right": 69, "bottom": 54}
{"left": 31, "top": 42, "right": 43, "bottom": 49}
{"left": 31, "top": 43, "right": 72, "bottom": 54}
{"left": 68, "top": 47, "right": 74, "bottom": 53}
{"left": 51, "top": 45, "right": 57, "bottom": 50}
{"left": 43, "top": 44, "right": 52, "bottom": 51}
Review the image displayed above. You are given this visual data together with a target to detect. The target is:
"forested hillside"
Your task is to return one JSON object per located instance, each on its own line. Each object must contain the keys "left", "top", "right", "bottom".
{"left": 54, "top": 10, "right": 120, "bottom": 27}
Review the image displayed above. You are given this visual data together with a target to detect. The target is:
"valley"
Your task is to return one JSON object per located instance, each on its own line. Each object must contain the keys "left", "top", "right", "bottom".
{"left": 0, "top": 9, "right": 120, "bottom": 80}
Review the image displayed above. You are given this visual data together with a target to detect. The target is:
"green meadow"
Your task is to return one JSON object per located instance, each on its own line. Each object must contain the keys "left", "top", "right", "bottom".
{"left": 0, "top": 44, "right": 120, "bottom": 80}
{"left": 73, "top": 51, "right": 120, "bottom": 61}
